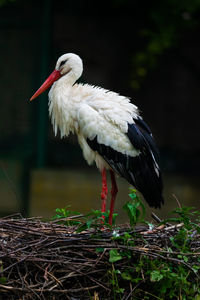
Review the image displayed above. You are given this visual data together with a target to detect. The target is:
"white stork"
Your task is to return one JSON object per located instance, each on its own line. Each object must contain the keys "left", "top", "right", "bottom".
{"left": 30, "top": 53, "right": 163, "bottom": 225}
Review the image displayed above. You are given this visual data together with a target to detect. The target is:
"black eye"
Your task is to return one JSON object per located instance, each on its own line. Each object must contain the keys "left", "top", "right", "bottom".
{"left": 59, "top": 59, "right": 67, "bottom": 68}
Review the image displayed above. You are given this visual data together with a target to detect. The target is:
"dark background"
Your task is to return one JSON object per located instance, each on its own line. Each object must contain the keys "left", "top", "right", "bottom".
{"left": 0, "top": 0, "right": 200, "bottom": 218}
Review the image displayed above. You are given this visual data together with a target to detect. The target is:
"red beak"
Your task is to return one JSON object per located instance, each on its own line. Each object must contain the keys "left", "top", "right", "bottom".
{"left": 30, "top": 69, "right": 61, "bottom": 101}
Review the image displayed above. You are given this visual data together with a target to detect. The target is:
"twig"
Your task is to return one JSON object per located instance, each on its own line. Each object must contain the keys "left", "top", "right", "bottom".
{"left": 173, "top": 194, "right": 182, "bottom": 209}
{"left": 151, "top": 212, "right": 162, "bottom": 224}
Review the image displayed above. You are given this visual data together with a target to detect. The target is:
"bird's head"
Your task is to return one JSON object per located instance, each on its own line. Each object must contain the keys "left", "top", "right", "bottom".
{"left": 30, "top": 53, "right": 83, "bottom": 101}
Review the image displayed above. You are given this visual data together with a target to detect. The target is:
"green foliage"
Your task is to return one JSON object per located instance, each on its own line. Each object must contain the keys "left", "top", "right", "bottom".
{"left": 108, "top": 199, "right": 200, "bottom": 299}
{"left": 108, "top": 251, "right": 200, "bottom": 299}
{"left": 165, "top": 206, "right": 200, "bottom": 231}
{"left": 109, "top": 249, "right": 123, "bottom": 263}
{"left": 52, "top": 205, "right": 118, "bottom": 231}
{"left": 123, "top": 188, "right": 146, "bottom": 226}
{"left": 163, "top": 206, "right": 200, "bottom": 254}
{"left": 108, "top": 264, "right": 124, "bottom": 300}
{"left": 75, "top": 209, "right": 114, "bottom": 232}
{"left": 52, "top": 205, "right": 81, "bottom": 226}
{"left": 52, "top": 189, "right": 144, "bottom": 231}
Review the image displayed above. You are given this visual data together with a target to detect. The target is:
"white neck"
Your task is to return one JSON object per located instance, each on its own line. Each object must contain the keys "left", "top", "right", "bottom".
{"left": 48, "top": 73, "right": 78, "bottom": 138}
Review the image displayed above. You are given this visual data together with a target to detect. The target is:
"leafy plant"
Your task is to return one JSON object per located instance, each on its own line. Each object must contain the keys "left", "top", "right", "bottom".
{"left": 165, "top": 206, "right": 200, "bottom": 232}
{"left": 107, "top": 196, "right": 200, "bottom": 299}
{"left": 52, "top": 206, "right": 118, "bottom": 231}
{"left": 123, "top": 188, "right": 146, "bottom": 226}
{"left": 108, "top": 264, "right": 124, "bottom": 300}
{"left": 52, "top": 205, "right": 81, "bottom": 226}
{"left": 162, "top": 206, "right": 200, "bottom": 253}
{"left": 109, "top": 249, "right": 123, "bottom": 263}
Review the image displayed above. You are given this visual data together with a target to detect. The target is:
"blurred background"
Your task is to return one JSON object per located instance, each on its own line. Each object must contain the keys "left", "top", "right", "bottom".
{"left": 0, "top": 0, "right": 200, "bottom": 222}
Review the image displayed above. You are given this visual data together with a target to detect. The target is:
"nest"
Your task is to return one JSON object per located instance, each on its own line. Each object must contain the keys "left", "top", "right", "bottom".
{"left": 0, "top": 214, "right": 199, "bottom": 299}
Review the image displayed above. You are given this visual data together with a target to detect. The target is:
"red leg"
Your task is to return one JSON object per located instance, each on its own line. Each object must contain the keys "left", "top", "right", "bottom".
{"left": 101, "top": 168, "right": 108, "bottom": 216}
{"left": 109, "top": 170, "right": 118, "bottom": 225}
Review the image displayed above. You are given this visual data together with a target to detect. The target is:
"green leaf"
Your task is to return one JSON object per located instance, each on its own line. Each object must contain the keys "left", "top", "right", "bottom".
{"left": 116, "top": 288, "right": 125, "bottom": 294}
{"left": 109, "top": 249, "right": 123, "bottom": 263}
{"left": 114, "top": 269, "right": 121, "bottom": 274}
{"left": 193, "top": 265, "right": 200, "bottom": 273}
{"left": 121, "top": 271, "right": 133, "bottom": 281}
{"left": 128, "top": 192, "right": 137, "bottom": 200}
{"left": 150, "top": 270, "right": 163, "bottom": 282}
{"left": 96, "top": 247, "right": 104, "bottom": 253}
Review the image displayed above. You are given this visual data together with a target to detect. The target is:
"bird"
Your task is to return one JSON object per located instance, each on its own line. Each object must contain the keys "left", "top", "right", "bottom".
{"left": 30, "top": 53, "right": 164, "bottom": 225}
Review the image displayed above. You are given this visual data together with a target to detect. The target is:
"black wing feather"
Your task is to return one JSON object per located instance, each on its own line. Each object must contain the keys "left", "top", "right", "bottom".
{"left": 86, "top": 116, "right": 164, "bottom": 208}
